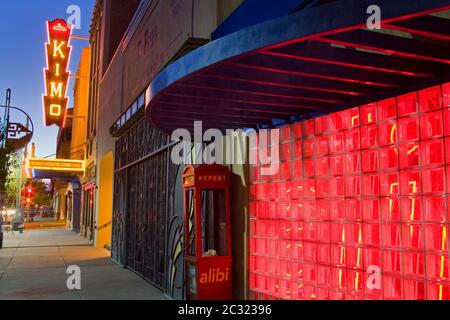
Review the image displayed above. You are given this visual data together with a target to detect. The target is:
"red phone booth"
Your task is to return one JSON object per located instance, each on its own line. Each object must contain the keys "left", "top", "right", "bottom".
{"left": 183, "top": 164, "right": 232, "bottom": 300}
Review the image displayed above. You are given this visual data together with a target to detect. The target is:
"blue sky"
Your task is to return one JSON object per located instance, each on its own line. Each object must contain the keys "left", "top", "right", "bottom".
{"left": 0, "top": 0, "right": 95, "bottom": 158}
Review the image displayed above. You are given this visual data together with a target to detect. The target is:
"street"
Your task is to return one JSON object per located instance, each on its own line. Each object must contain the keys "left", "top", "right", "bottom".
{"left": 0, "top": 229, "right": 165, "bottom": 300}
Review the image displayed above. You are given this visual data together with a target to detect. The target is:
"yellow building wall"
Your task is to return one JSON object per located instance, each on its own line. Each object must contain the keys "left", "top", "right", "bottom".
{"left": 54, "top": 184, "right": 67, "bottom": 221}
{"left": 96, "top": 152, "right": 113, "bottom": 249}
{"left": 71, "top": 47, "right": 90, "bottom": 161}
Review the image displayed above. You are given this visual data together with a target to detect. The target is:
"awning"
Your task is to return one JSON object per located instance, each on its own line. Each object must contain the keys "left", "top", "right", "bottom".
{"left": 146, "top": 0, "right": 450, "bottom": 133}
{"left": 32, "top": 170, "right": 80, "bottom": 180}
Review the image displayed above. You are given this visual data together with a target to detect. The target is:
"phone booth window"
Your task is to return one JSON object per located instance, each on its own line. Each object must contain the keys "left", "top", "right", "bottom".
{"left": 201, "top": 190, "right": 228, "bottom": 256}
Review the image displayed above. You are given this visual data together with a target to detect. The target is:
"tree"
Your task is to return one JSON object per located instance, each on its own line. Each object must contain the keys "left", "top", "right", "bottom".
{"left": 0, "top": 146, "right": 15, "bottom": 207}
{"left": 21, "top": 179, "right": 52, "bottom": 209}
{"left": 5, "top": 152, "right": 20, "bottom": 207}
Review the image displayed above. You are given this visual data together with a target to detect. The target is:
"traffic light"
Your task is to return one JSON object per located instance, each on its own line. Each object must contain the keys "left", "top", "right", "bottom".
{"left": 22, "top": 185, "right": 34, "bottom": 207}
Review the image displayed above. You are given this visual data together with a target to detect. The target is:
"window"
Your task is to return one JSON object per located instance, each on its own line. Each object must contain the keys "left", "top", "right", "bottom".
{"left": 112, "top": 92, "right": 146, "bottom": 133}
{"left": 131, "top": 101, "right": 138, "bottom": 116}
{"left": 201, "top": 190, "right": 228, "bottom": 257}
{"left": 126, "top": 107, "right": 132, "bottom": 121}
{"left": 138, "top": 93, "right": 145, "bottom": 109}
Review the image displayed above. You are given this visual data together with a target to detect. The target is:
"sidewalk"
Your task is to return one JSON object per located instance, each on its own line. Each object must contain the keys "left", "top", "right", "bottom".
{"left": 0, "top": 229, "right": 165, "bottom": 300}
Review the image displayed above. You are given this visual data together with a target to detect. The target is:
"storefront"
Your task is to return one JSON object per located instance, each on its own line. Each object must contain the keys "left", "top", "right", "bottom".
{"left": 65, "top": 182, "right": 82, "bottom": 233}
{"left": 144, "top": 0, "right": 450, "bottom": 299}
{"left": 27, "top": 158, "right": 85, "bottom": 232}
{"left": 81, "top": 181, "right": 96, "bottom": 241}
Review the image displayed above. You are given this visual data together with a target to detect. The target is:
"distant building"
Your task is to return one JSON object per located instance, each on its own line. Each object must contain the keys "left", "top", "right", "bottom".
{"left": 52, "top": 108, "right": 73, "bottom": 221}
{"left": 69, "top": 47, "right": 91, "bottom": 233}
{"left": 52, "top": 47, "right": 90, "bottom": 233}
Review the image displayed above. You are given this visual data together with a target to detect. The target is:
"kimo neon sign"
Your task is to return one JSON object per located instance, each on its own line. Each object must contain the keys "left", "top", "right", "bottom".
{"left": 43, "top": 19, "right": 72, "bottom": 127}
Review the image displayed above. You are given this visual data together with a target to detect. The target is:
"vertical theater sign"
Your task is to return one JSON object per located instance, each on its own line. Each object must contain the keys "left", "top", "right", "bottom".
{"left": 43, "top": 19, "right": 72, "bottom": 127}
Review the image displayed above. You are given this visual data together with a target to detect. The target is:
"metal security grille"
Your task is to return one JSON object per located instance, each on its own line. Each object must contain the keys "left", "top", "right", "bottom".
{"left": 112, "top": 118, "right": 171, "bottom": 290}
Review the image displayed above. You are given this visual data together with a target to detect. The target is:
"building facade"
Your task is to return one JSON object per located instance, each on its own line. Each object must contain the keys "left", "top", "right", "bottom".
{"left": 52, "top": 47, "right": 91, "bottom": 233}
{"left": 53, "top": 109, "right": 73, "bottom": 222}
{"left": 87, "top": 0, "right": 450, "bottom": 300}
{"left": 68, "top": 47, "right": 91, "bottom": 233}
{"left": 143, "top": 0, "right": 450, "bottom": 300}
{"left": 85, "top": 0, "right": 141, "bottom": 243}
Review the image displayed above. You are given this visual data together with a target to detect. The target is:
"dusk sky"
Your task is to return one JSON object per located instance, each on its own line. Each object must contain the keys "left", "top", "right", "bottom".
{"left": 0, "top": 0, "right": 95, "bottom": 158}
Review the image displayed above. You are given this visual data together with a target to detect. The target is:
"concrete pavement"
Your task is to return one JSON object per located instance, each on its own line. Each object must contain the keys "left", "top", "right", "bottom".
{"left": 0, "top": 229, "right": 165, "bottom": 300}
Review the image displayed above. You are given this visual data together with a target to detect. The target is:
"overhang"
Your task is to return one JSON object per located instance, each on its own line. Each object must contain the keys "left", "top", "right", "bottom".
{"left": 32, "top": 170, "right": 80, "bottom": 180}
{"left": 146, "top": 0, "right": 450, "bottom": 133}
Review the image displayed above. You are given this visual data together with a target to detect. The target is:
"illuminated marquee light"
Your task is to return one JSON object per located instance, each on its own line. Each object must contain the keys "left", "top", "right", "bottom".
{"left": 42, "top": 19, "right": 72, "bottom": 127}
{"left": 50, "top": 104, "right": 62, "bottom": 116}
{"left": 27, "top": 158, "right": 85, "bottom": 173}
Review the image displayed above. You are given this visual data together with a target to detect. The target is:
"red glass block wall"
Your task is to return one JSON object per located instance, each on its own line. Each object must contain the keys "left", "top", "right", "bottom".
{"left": 249, "top": 83, "right": 450, "bottom": 300}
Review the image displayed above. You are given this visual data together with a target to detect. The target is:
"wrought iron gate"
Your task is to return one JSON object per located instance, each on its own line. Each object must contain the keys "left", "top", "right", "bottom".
{"left": 112, "top": 118, "right": 172, "bottom": 290}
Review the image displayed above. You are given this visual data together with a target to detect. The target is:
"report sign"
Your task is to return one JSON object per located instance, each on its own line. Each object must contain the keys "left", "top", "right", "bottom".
{"left": 43, "top": 19, "right": 72, "bottom": 127}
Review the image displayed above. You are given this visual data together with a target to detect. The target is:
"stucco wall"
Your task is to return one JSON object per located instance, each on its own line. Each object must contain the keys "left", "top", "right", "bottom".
{"left": 217, "top": 0, "right": 243, "bottom": 25}
{"left": 121, "top": 0, "right": 219, "bottom": 109}
{"left": 71, "top": 47, "right": 90, "bottom": 161}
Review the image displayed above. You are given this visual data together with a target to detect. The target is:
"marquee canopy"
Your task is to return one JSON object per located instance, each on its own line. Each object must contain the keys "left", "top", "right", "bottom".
{"left": 26, "top": 158, "right": 84, "bottom": 180}
{"left": 146, "top": 0, "right": 450, "bottom": 133}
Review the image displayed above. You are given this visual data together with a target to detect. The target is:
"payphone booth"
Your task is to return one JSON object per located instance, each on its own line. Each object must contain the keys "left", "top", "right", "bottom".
{"left": 183, "top": 165, "right": 232, "bottom": 300}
